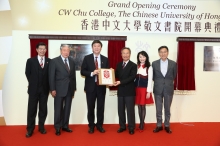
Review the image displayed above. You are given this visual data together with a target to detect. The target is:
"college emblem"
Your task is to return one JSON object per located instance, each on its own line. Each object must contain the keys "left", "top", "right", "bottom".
{"left": 103, "top": 70, "right": 110, "bottom": 78}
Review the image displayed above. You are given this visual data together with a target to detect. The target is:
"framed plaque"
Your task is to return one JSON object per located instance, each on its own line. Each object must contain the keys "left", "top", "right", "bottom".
{"left": 98, "top": 68, "right": 115, "bottom": 85}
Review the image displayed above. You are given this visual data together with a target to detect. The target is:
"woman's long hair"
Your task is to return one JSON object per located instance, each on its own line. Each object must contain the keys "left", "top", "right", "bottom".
{"left": 137, "top": 51, "right": 151, "bottom": 68}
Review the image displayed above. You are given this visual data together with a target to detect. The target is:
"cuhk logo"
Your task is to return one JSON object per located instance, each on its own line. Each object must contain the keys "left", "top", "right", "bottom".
{"left": 104, "top": 70, "right": 110, "bottom": 78}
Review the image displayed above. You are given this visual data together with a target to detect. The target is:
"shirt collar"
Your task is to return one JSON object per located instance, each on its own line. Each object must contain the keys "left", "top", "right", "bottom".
{"left": 61, "top": 55, "right": 68, "bottom": 61}
{"left": 123, "top": 60, "right": 129, "bottom": 64}
{"left": 93, "top": 54, "right": 101, "bottom": 59}
{"left": 138, "top": 64, "right": 145, "bottom": 68}
{"left": 160, "top": 58, "right": 168, "bottom": 63}
{"left": 38, "top": 55, "right": 45, "bottom": 60}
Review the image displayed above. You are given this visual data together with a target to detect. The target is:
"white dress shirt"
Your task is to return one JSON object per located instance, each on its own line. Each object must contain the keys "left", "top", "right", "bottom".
{"left": 38, "top": 55, "right": 45, "bottom": 67}
{"left": 61, "top": 55, "right": 70, "bottom": 69}
{"left": 91, "top": 54, "right": 101, "bottom": 82}
{"left": 122, "top": 60, "right": 129, "bottom": 68}
{"left": 160, "top": 59, "right": 168, "bottom": 77}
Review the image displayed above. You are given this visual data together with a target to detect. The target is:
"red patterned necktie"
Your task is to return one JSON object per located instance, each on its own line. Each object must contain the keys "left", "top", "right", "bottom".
{"left": 40, "top": 57, "right": 43, "bottom": 68}
{"left": 122, "top": 62, "right": 126, "bottom": 69}
{"left": 95, "top": 57, "right": 99, "bottom": 85}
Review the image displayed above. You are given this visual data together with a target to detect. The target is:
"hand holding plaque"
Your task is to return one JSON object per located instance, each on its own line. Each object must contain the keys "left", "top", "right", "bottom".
{"left": 98, "top": 68, "right": 115, "bottom": 85}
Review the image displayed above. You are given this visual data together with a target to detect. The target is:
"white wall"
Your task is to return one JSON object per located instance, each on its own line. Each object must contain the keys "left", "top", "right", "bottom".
{"left": 2, "top": 30, "right": 220, "bottom": 125}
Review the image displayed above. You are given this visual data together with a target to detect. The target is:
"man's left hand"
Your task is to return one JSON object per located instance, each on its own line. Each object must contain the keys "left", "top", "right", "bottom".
{"left": 114, "top": 81, "right": 120, "bottom": 86}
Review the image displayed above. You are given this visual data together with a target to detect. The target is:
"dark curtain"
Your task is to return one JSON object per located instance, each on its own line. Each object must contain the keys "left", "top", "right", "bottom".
{"left": 174, "top": 41, "right": 195, "bottom": 90}
{"left": 108, "top": 40, "right": 125, "bottom": 90}
{"left": 30, "top": 39, "right": 48, "bottom": 58}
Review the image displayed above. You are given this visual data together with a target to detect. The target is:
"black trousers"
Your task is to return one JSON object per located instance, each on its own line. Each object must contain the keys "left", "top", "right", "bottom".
{"left": 118, "top": 96, "right": 135, "bottom": 130}
{"left": 86, "top": 85, "right": 106, "bottom": 128}
{"left": 27, "top": 87, "right": 48, "bottom": 132}
{"left": 54, "top": 84, "right": 73, "bottom": 130}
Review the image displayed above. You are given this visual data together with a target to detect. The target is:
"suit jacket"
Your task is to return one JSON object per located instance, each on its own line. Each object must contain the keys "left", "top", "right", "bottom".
{"left": 115, "top": 60, "right": 137, "bottom": 97}
{"left": 25, "top": 56, "right": 50, "bottom": 96}
{"left": 152, "top": 59, "right": 177, "bottom": 95}
{"left": 81, "top": 53, "right": 109, "bottom": 92}
{"left": 49, "top": 56, "right": 76, "bottom": 97}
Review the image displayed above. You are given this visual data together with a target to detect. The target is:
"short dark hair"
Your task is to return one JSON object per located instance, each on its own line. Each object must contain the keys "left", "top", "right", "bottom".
{"left": 36, "top": 42, "right": 47, "bottom": 49}
{"left": 158, "top": 46, "right": 169, "bottom": 52}
{"left": 137, "top": 51, "right": 151, "bottom": 68}
{"left": 121, "top": 47, "right": 131, "bottom": 54}
{"left": 92, "top": 40, "right": 102, "bottom": 48}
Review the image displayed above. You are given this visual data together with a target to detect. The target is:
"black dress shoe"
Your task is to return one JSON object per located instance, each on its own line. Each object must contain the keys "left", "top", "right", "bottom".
{"left": 39, "top": 129, "right": 47, "bottom": 134}
{"left": 62, "top": 128, "right": 72, "bottom": 133}
{"left": 165, "top": 127, "right": 172, "bottom": 134}
{"left": 25, "top": 131, "right": 33, "bottom": 138}
{"left": 96, "top": 126, "right": 105, "bottom": 133}
{"left": 88, "top": 127, "right": 94, "bottom": 134}
{"left": 55, "top": 129, "right": 61, "bottom": 136}
{"left": 153, "top": 126, "right": 163, "bottom": 133}
{"left": 129, "top": 130, "right": 134, "bottom": 135}
{"left": 117, "top": 128, "right": 126, "bottom": 133}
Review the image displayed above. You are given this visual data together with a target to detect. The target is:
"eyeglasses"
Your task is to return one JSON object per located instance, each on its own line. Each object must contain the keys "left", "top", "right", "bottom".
{"left": 38, "top": 48, "right": 46, "bottom": 51}
{"left": 159, "top": 51, "right": 168, "bottom": 54}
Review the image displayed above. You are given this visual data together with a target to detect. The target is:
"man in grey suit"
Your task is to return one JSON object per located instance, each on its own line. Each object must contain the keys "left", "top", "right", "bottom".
{"left": 152, "top": 46, "right": 177, "bottom": 134}
{"left": 49, "top": 44, "right": 76, "bottom": 136}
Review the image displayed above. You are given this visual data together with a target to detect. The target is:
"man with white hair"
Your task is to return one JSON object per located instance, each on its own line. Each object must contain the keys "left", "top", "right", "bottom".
{"left": 49, "top": 44, "right": 76, "bottom": 136}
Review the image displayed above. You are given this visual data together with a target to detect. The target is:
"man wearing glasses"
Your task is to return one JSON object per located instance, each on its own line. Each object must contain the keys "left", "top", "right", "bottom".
{"left": 25, "top": 42, "right": 50, "bottom": 137}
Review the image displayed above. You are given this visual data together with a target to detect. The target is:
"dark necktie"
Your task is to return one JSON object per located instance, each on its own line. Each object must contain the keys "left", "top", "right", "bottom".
{"left": 95, "top": 57, "right": 99, "bottom": 85}
{"left": 122, "top": 62, "right": 126, "bottom": 69}
{"left": 64, "top": 58, "right": 70, "bottom": 73}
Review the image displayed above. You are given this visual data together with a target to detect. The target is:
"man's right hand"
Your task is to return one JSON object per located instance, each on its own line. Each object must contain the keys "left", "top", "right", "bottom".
{"left": 92, "top": 69, "right": 100, "bottom": 75}
{"left": 51, "top": 90, "right": 56, "bottom": 97}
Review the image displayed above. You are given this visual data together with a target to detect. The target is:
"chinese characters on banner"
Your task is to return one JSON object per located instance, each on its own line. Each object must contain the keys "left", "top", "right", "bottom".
{"left": 81, "top": 19, "right": 220, "bottom": 33}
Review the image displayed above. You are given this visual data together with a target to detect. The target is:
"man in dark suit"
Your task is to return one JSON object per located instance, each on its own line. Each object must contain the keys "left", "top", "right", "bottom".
{"left": 49, "top": 44, "right": 76, "bottom": 136}
{"left": 81, "top": 40, "right": 109, "bottom": 134}
{"left": 25, "top": 42, "right": 50, "bottom": 138}
{"left": 152, "top": 46, "right": 177, "bottom": 134}
{"left": 114, "top": 47, "right": 137, "bottom": 135}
